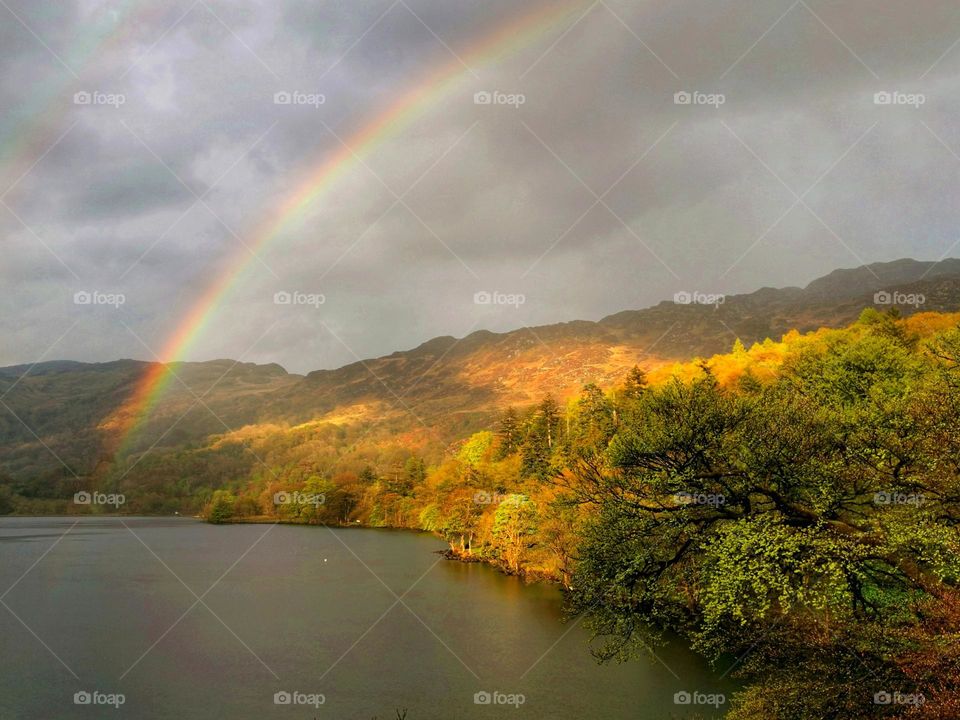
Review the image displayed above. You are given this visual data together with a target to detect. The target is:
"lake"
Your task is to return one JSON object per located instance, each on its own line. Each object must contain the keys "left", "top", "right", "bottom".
{"left": 0, "top": 517, "right": 732, "bottom": 718}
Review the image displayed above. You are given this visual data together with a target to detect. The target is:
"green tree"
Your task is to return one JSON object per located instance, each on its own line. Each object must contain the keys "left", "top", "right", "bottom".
{"left": 567, "top": 384, "right": 615, "bottom": 459}
{"left": 520, "top": 425, "right": 551, "bottom": 480}
{"left": 520, "top": 396, "right": 562, "bottom": 480}
{"left": 495, "top": 407, "right": 523, "bottom": 458}
{"left": 206, "top": 490, "right": 236, "bottom": 524}
{"left": 405, "top": 456, "right": 427, "bottom": 486}
{"left": 621, "top": 365, "right": 648, "bottom": 400}
{"left": 458, "top": 431, "right": 493, "bottom": 467}
{"left": 493, "top": 494, "right": 538, "bottom": 573}
{"left": 538, "top": 394, "right": 561, "bottom": 449}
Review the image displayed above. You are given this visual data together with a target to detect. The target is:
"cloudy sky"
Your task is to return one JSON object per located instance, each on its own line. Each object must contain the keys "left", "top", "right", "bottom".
{"left": 2, "top": 0, "right": 960, "bottom": 373}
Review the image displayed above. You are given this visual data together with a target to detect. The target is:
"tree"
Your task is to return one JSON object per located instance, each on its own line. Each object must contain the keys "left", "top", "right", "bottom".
{"left": 520, "top": 425, "right": 551, "bottom": 480}
{"left": 458, "top": 431, "right": 493, "bottom": 467}
{"left": 567, "top": 384, "right": 615, "bottom": 459}
{"left": 492, "top": 494, "right": 538, "bottom": 573}
{"left": 622, "top": 365, "right": 648, "bottom": 400}
{"left": 205, "top": 490, "right": 236, "bottom": 524}
{"left": 539, "top": 497, "right": 580, "bottom": 589}
{"left": 438, "top": 486, "right": 483, "bottom": 556}
{"left": 405, "top": 456, "right": 427, "bottom": 486}
{"left": 520, "top": 396, "right": 563, "bottom": 480}
{"left": 495, "top": 407, "right": 523, "bottom": 458}
{"left": 297, "top": 475, "right": 335, "bottom": 523}
{"left": 538, "top": 395, "right": 561, "bottom": 449}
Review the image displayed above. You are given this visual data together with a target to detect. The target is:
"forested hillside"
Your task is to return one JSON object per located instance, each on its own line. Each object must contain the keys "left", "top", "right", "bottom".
{"left": 4, "top": 258, "right": 960, "bottom": 497}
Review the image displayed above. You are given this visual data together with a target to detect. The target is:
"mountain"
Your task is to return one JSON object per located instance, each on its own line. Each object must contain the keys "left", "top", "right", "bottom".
{"left": 2, "top": 258, "right": 960, "bottom": 484}
{"left": 0, "top": 360, "right": 300, "bottom": 481}
{"left": 280, "top": 258, "right": 960, "bottom": 419}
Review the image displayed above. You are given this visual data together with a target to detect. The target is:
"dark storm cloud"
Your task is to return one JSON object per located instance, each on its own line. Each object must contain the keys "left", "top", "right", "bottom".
{"left": 2, "top": 0, "right": 960, "bottom": 372}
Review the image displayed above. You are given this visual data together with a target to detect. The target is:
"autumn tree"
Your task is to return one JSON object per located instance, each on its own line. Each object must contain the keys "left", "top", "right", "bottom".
{"left": 493, "top": 494, "right": 538, "bottom": 573}
{"left": 438, "top": 486, "right": 483, "bottom": 556}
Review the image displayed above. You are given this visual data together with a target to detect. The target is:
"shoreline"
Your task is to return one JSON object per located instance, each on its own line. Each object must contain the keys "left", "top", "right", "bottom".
{"left": 219, "top": 515, "right": 562, "bottom": 584}
{"left": 2, "top": 513, "right": 562, "bottom": 585}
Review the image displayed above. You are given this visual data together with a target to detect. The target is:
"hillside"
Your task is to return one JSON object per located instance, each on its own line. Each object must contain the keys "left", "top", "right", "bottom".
{"left": 2, "top": 258, "right": 960, "bottom": 486}
{"left": 275, "top": 258, "right": 960, "bottom": 420}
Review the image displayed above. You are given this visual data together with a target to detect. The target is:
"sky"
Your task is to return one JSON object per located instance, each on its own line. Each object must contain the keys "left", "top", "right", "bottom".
{"left": 2, "top": 0, "right": 960, "bottom": 374}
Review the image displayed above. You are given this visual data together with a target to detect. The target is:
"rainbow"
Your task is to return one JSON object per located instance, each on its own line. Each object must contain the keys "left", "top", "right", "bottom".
{"left": 107, "top": 0, "right": 591, "bottom": 456}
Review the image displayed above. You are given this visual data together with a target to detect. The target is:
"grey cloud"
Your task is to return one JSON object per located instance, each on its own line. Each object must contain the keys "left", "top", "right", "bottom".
{"left": 2, "top": 0, "right": 960, "bottom": 372}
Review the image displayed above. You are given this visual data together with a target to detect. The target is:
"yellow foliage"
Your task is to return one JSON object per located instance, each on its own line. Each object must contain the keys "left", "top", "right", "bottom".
{"left": 640, "top": 311, "right": 960, "bottom": 389}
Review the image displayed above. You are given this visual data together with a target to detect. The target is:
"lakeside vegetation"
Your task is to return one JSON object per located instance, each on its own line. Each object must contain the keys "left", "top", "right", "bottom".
{"left": 5, "top": 309, "right": 960, "bottom": 717}
{"left": 206, "top": 308, "right": 960, "bottom": 719}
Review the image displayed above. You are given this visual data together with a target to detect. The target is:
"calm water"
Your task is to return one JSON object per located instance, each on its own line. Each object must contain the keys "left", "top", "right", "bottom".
{"left": 0, "top": 517, "right": 732, "bottom": 719}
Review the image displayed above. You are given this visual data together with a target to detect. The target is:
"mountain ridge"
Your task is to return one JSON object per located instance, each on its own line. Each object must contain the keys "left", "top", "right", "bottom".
{"left": 6, "top": 258, "right": 958, "bottom": 381}
{"left": 3, "top": 257, "right": 960, "bottom": 482}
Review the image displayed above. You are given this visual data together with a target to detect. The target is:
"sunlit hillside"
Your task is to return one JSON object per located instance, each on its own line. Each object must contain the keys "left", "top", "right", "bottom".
{"left": 3, "top": 259, "right": 960, "bottom": 493}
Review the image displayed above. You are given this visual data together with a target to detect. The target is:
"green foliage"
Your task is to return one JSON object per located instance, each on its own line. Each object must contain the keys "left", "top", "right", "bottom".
{"left": 565, "top": 384, "right": 616, "bottom": 460}
{"left": 568, "top": 321, "right": 960, "bottom": 718}
{"left": 0, "top": 484, "right": 15, "bottom": 515}
{"left": 519, "top": 395, "right": 565, "bottom": 480}
{"left": 458, "top": 431, "right": 494, "bottom": 467}
{"left": 622, "top": 365, "right": 648, "bottom": 400}
{"left": 405, "top": 456, "right": 427, "bottom": 485}
{"left": 698, "top": 517, "right": 865, "bottom": 630}
{"left": 495, "top": 407, "right": 523, "bottom": 458}
{"left": 492, "top": 494, "right": 538, "bottom": 572}
{"left": 205, "top": 490, "right": 236, "bottom": 524}
{"left": 418, "top": 503, "right": 441, "bottom": 532}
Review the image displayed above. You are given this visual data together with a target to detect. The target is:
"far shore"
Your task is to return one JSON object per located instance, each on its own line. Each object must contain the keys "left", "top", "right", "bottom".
{"left": 2, "top": 513, "right": 562, "bottom": 585}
